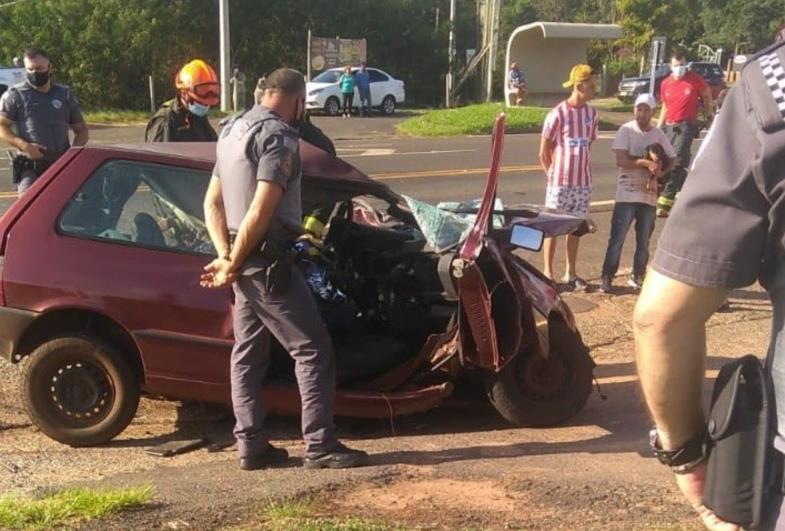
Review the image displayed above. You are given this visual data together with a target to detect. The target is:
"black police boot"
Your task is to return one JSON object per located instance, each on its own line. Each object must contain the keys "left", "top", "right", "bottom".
{"left": 303, "top": 443, "right": 369, "bottom": 469}
{"left": 239, "top": 444, "right": 289, "bottom": 471}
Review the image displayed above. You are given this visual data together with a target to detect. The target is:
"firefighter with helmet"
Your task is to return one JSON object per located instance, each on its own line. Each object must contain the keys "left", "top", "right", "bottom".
{"left": 145, "top": 59, "right": 220, "bottom": 142}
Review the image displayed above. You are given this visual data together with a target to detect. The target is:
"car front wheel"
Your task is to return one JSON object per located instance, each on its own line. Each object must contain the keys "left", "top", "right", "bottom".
{"left": 325, "top": 96, "right": 340, "bottom": 116}
{"left": 21, "top": 335, "right": 139, "bottom": 446}
{"left": 381, "top": 95, "right": 396, "bottom": 115}
{"left": 485, "top": 320, "right": 594, "bottom": 427}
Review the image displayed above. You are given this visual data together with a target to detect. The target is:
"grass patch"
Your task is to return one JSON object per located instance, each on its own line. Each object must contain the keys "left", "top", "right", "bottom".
{"left": 592, "top": 97, "right": 634, "bottom": 113}
{"left": 0, "top": 485, "right": 153, "bottom": 529}
{"left": 83, "top": 109, "right": 151, "bottom": 124}
{"left": 83, "top": 108, "right": 233, "bottom": 124}
{"left": 230, "top": 498, "right": 397, "bottom": 531}
{"left": 397, "top": 103, "right": 548, "bottom": 137}
{"left": 397, "top": 102, "right": 617, "bottom": 137}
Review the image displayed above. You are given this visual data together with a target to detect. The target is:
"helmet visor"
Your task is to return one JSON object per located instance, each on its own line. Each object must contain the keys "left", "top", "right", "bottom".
{"left": 190, "top": 82, "right": 220, "bottom": 105}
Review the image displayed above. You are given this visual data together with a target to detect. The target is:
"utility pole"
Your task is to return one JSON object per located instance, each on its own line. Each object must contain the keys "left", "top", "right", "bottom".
{"left": 446, "top": 0, "right": 456, "bottom": 107}
{"left": 485, "top": 0, "right": 501, "bottom": 102}
{"left": 219, "top": 0, "right": 231, "bottom": 112}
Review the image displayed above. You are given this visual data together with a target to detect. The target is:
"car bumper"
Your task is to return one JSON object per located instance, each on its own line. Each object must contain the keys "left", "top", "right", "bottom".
{"left": 0, "top": 306, "right": 37, "bottom": 362}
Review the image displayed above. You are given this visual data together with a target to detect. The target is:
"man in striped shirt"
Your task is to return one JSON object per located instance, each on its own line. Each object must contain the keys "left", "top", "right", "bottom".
{"left": 538, "top": 64, "right": 598, "bottom": 290}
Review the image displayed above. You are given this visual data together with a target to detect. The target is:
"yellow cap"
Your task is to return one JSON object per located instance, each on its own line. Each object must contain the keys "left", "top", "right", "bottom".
{"left": 562, "top": 64, "right": 593, "bottom": 88}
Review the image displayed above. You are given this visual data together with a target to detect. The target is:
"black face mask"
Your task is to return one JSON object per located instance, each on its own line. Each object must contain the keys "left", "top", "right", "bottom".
{"left": 27, "top": 70, "right": 50, "bottom": 87}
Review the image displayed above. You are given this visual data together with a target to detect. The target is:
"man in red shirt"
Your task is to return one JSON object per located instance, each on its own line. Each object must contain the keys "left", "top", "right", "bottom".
{"left": 655, "top": 51, "right": 715, "bottom": 217}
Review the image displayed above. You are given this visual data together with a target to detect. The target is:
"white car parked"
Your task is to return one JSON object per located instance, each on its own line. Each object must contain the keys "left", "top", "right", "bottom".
{"left": 306, "top": 67, "right": 405, "bottom": 116}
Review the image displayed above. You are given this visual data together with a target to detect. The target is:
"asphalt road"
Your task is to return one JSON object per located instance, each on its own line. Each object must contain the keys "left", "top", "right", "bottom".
{"left": 0, "top": 113, "right": 683, "bottom": 208}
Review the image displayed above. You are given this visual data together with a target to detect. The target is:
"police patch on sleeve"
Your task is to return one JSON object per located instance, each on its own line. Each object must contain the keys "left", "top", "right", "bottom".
{"left": 279, "top": 149, "right": 294, "bottom": 179}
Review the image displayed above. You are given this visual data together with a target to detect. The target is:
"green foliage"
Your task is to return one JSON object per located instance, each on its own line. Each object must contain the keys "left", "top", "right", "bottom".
{"left": 606, "top": 56, "right": 639, "bottom": 77}
{"left": 0, "top": 486, "right": 153, "bottom": 529}
{"left": 0, "top": 0, "right": 777, "bottom": 111}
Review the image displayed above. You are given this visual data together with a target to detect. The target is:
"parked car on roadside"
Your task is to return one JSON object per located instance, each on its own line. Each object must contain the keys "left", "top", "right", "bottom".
{"left": 306, "top": 67, "right": 405, "bottom": 116}
{"left": 0, "top": 116, "right": 594, "bottom": 447}
{"left": 0, "top": 66, "right": 25, "bottom": 97}
{"left": 617, "top": 61, "right": 726, "bottom": 103}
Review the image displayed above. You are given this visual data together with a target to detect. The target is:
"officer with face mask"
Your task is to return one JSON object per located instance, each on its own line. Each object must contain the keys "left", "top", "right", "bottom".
{"left": 201, "top": 68, "right": 368, "bottom": 471}
{"left": 654, "top": 51, "right": 715, "bottom": 217}
{"left": 0, "top": 47, "right": 88, "bottom": 195}
{"left": 145, "top": 59, "right": 219, "bottom": 142}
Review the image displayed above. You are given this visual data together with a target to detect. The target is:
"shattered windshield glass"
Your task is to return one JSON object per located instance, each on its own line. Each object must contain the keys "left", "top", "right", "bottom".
{"left": 403, "top": 195, "right": 472, "bottom": 252}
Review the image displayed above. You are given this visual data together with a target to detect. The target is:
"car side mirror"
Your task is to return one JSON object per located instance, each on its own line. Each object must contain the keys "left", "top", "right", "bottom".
{"left": 510, "top": 224, "right": 544, "bottom": 252}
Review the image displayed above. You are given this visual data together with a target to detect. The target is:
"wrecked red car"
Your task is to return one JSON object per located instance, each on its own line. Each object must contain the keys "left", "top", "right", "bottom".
{"left": 0, "top": 114, "right": 595, "bottom": 446}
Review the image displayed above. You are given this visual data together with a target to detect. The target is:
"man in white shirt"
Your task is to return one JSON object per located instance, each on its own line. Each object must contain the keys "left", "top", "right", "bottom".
{"left": 600, "top": 93, "right": 676, "bottom": 293}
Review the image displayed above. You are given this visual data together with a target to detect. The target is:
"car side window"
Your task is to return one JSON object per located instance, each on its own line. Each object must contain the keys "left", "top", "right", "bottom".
{"left": 59, "top": 160, "right": 216, "bottom": 255}
{"left": 368, "top": 70, "right": 389, "bottom": 83}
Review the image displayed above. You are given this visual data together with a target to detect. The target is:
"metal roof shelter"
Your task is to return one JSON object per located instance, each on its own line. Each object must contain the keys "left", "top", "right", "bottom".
{"left": 505, "top": 22, "right": 623, "bottom": 106}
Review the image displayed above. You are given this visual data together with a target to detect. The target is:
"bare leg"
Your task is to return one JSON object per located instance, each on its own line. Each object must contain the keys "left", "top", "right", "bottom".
{"left": 543, "top": 236, "right": 557, "bottom": 280}
{"left": 565, "top": 234, "right": 581, "bottom": 280}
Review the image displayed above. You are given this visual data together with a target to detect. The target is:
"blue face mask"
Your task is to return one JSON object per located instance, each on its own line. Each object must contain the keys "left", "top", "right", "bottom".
{"left": 672, "top": 65, "right": 688, "bottom": 79}
{"left": 188, "top": 102, "right": 210, "bottom": 117}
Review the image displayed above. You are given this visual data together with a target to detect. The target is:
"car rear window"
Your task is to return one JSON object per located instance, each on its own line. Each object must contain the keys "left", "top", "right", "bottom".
{"left": 58, "top": 160, "right": 215, "bottom": 255}
{"left": 369, "top": 70, "right": 389, "bottom": 83}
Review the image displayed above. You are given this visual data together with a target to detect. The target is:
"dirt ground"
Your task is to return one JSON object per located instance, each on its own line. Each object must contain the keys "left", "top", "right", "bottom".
{"left": 0, "top": 277, "right": 771, "bottom": 530}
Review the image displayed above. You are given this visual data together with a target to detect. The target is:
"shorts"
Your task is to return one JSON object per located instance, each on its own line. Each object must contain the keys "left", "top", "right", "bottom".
{"left": 545, "top": 185, "right": 592, "bottom": 215}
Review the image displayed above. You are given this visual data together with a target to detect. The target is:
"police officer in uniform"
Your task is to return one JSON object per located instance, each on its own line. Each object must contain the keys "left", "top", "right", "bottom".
{"left": 201, "top": 68, "right": 367, "bottom": 471}
{"left": 145, "top": 59, "right": 219, "bottom": 142}
{"left": 634, "top": 40, "right": 785, "bottom": 530}
{"left": 0, "top": 47, "right": 88, "bottom": 195}
{"left": 252, "top": 76, "right": 336, "bottom": 156}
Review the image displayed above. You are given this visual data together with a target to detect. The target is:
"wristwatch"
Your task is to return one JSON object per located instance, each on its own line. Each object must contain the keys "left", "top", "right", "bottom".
{"left": 649, "top": 428, "right": 706, "bottom": 473}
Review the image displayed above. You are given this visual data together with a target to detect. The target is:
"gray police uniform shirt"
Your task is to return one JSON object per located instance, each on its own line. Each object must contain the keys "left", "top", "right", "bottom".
{"left": 650, "top": 40, "right": 785, "bottom": 448}
{"left": 0, "top": 82, "right": 84, "bottom": 164}
{"left": 214, "top": 104, "right": 303, "bottom": 273}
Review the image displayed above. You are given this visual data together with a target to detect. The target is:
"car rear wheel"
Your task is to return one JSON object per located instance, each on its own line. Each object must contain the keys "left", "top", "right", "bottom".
{"left": 381, "top": 95, "right": 396, "bottom": 115}
{"left": 485, "top": 320, "right": 594, "bottom": 427}
{"left": 21, "top": 335, "right": 139, "bottom": 446}
{"left": 325, "top": 96, "right": 340, "bottom": 116}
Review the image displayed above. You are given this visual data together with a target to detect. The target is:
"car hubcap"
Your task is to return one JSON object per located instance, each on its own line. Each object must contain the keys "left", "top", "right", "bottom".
{"left": 384, "top": 98, "right": 394, "bottom": 113}
{"left": 50, "top": 361, "right": 113, "bottom": 422}
{"left": 518, "top": 352, "right": 568, "bottom": 401}
{"left": 328, "top": 100, "right": 338, "bottom": 115}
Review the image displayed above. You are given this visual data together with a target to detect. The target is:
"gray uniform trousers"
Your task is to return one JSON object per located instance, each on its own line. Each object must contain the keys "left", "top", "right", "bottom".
{"left": 659, "top": 122, "right": 699, "bottom": 203}
{"left": 762, "top": 275, "right": 785, "bottom": 530}
{"left": 230, "top": 266, "right": 337, "bottom": 459}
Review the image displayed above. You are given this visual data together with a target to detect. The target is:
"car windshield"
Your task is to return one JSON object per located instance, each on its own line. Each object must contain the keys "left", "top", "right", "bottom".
{"left": 402, "top": 196, "right": 510, "bottom": 252}
{"left": 403, "top": 195, "right": 472, "bottom": 253}
{"left": 312, "top": 70, "right": 342, "bottom": 83}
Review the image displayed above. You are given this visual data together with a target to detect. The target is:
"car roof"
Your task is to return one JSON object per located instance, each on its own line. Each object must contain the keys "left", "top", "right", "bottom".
{"left": 83, "top": 142, "right": 398, "bottom": 201}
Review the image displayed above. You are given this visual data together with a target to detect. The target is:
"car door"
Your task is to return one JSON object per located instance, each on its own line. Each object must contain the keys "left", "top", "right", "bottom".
{"left": 454, "top": 114, "right": 507, "bottom": 370}
{"left": 6, "top": 152, "right": 234, "bottom": 401}
{"left": 368, "top": 69, "right": 390, "bottom": 107}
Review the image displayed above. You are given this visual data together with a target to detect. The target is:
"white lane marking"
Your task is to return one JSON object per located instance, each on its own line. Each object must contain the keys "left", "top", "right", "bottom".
{"left": 590, "top": 199, "right": 615, "bottom": 207}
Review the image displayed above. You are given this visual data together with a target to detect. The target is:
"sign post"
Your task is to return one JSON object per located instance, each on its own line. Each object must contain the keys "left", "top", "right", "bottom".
{"left": 649, "top": 36, "right": 666, "bottom": 98}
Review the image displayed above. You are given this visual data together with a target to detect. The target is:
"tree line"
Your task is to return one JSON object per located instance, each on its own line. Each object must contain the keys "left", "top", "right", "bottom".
{"left": 0, "top": 0, "right": 779, "bottom": 110}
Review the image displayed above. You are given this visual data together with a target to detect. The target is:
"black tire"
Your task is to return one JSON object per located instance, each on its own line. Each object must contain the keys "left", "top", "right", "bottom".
{"left": 381, "top": 95, "right": 396, "bottom": 116}
{"left": 21, "top": 335, "right": 140, "bottom": 446}
{"left": 486, "top": 320, "right": 594, "bottom": 427}
{"left": 325, "top": 96, "right": 340, "bottom": 116}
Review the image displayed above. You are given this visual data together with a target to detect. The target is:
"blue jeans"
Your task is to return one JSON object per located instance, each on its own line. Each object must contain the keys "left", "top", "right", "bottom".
{"left": 358, "top": 87, "right": 371, "bottom": 115}
{"left": 601, "top": 202, "right": 656, "bottom": 278}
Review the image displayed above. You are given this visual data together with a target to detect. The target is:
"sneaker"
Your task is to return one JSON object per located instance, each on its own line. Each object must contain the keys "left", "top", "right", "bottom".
{"left": 239, "top": 444, "right": 289, "bottom": 471}
{"left": 563, "top": 276, "right": 588, "bottom": 291}
{"left": 303, "top": 443, "right": 369, "bottom": 469}
{"left": 599, "top": 277, "right": 612, "bottom": 293}
{"left": 656, "top": 208, "right": 669, "bottom": 218}
{"left": 627, "top": 276, "right": 644, "bottom": 290}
